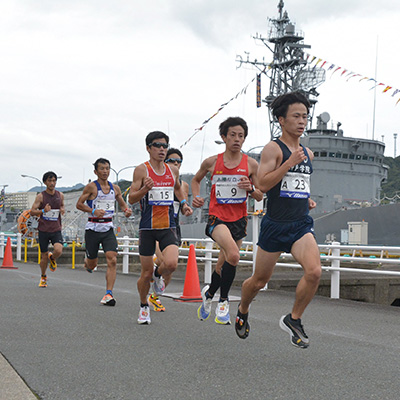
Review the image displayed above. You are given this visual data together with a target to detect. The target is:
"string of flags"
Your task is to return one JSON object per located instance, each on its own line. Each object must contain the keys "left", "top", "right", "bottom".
{"left": 179, "top": 75, "right": 258, "bottom": 149}
{"left": 305, "top": 53, "right": 400, "bottom": 105}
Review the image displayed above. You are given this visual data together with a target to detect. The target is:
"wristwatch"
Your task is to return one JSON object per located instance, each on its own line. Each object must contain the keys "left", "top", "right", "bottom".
{"left": 248, "top": 184, "right": 255, "bottom": 194}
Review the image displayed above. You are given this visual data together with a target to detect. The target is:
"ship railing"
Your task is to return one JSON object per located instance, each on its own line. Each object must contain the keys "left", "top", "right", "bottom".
{"left": 116, "top": 236, "right": 400, "bottom": 300}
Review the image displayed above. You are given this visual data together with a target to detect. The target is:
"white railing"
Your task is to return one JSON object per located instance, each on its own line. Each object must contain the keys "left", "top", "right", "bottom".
{"left": 0, "top": 232, "right": 22, "bottom": 261}
{"left": 2, "top": 231, "right": 400, "bottom": 301}
{"left": 117, "top": 236, "right": 400, "bottom": 300}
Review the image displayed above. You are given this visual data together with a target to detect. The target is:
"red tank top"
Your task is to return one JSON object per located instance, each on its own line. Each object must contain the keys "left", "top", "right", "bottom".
{"left": 208, "top": 153, "right": 249, "bottom": 222}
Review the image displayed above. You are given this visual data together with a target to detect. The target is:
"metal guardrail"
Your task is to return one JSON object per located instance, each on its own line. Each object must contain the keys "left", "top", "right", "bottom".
{"left": 117, "top": 236, "right": 400, "bottom": 300}
{"left": 2, "top": 231, "right": 400, "bottom": 300}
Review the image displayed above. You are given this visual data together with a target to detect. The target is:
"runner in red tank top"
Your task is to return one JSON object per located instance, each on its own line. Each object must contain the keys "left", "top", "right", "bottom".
{"left": 30, "top": 171, "right": 65, "bottom": 288}
{"left": 192, "top": 117, "right": 263, "bottom": 325}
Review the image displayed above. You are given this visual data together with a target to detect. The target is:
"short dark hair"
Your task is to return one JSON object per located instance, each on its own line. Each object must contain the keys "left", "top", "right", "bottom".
{"left": 166, "top": 148, "right": 183, "bottom": 160}
{"left": 271, "top": 91, "right": 311, "bottom": 120}
{"left": 145, "top": 131, "right": 169, "bottom": 146}
{"left": 93, "top": 158, "right": 110, "bottom": 171}
{"left": 219, "top": 117, "right": 248, "bottom": 138}
{"left": 42, "top": 171, "right": 57, "bottom": 183}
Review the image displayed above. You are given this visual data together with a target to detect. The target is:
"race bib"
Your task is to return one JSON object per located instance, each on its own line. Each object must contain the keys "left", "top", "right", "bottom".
{"left": 173, "top": 200, "right": 180, "bottom": 217}
{"left": 215, "top": 182, "right": 246, "bottom": 204}
{"left": 95, "top": 199, "right": 115, "bottom": 215}
{"left": 43, "top": 209, "right": 60, "bottom": 221}
{"left": 148, "top": 187, "right": 174, "bottom": 206}
{"left": 280, "top": 172, "right": 310, "bottom": 198}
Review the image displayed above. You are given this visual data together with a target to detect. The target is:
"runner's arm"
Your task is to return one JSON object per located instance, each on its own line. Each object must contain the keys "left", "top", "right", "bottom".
{"left": 114, "top": 184, "right": 132, "bottom": 217}
{"left": 30, "top": 193, "right": 45, "bottom": 216}
{"left": 191, "top": 156, "right": 215, "bottom": 208}
{"left": 128, "top": 164, "right": 152, "bottom": 205}
{"left": 60, "top": 192, "right": 66, "bottom": 216}
{"left": 257, "top": 142, "right": 307, "bottom": 193}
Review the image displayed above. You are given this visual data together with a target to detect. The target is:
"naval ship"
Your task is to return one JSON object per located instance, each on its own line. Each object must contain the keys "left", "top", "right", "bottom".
{"left": 181, "top": 0, "right": 400, "bottom": 246}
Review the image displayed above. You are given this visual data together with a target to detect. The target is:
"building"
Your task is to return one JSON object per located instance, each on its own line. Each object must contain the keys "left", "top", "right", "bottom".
{"left": 5, "top": 192, "right": 37, "bottom": 212}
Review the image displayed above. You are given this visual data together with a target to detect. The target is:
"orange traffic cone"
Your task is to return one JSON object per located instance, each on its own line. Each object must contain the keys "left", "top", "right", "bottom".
{"left": 177, "top": 244, "right": 202, "bottom": 302}
{"left": 1, "top": 237, "right": 17, "bottom": 269}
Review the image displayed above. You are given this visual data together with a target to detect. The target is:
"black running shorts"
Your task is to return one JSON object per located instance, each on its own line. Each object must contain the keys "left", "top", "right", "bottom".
{"left": 85, "top": 229, "right": 118, "bottom": 259}
{"left": 205, "top": 215, "right": 247, "bottom": 242}
{"left": 139, "top": 228, "right": 179, "bottom": 256}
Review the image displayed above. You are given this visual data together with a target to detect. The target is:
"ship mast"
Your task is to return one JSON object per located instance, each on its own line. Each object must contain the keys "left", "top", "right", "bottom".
{"left": 237, "top": 0, "right": 325, "bottom": 139}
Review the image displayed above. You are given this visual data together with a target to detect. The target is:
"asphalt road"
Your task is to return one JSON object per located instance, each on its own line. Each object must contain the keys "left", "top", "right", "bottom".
{"left": 1, "top": 261, "right": 400, "bottom": 400}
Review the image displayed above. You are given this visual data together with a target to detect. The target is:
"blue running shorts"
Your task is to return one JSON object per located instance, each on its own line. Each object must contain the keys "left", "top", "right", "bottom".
{"left": 258, "top": 214, "right": 315, "bottom": 253}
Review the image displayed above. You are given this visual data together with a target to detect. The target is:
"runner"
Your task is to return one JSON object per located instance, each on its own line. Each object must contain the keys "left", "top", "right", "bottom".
{"left": 129, "top": 131, "right": 193, "bottom": 324}
{"left": 235, "top": 92, "right": 321, "bottom": 348}
{"left": 149, "top": 147, "right": 190, "bottom": 313}
{"left": 192, "top": 116, "right": 263, "bottom": 325}
{"left": 30, "top": 171, "right": 65, "bottom": 287}
{"left": 76, "top": 158, "right": 132, "bottom": 306}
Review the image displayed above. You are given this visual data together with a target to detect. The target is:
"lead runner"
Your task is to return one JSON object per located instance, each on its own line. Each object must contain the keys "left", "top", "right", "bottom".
{"left": 235, "top": 92, "right": 321, "bottom": 348}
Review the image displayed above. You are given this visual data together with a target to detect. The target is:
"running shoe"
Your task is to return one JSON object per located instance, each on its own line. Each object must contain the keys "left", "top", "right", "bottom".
{"left": 152, "top": 266, "right": 165, "bottom": 295}
{"left": 48, "top": 252, "right": 57, "bottom": 272}
{"left": 38, "top": 276, "right": 47, "bottom": 288}
{"left": 215, "top": 300, "right": 231, "bottom": 325}
{"left": 138, "top": 306, "right": 151, "bottom": 325}
{"left": 148, "top": 293, "right": 165, "bottom": 312}
{"left": 235, "top": 306, "right": 250, "bottom": 339}
{"left": 279, "top": 313, "right": 309, "bottom": 349}
{"left": 100, "top": 294, "right": 116, "bottom": 306}
{"left": 197, "top": 285, "right": 212, "bottom": 321}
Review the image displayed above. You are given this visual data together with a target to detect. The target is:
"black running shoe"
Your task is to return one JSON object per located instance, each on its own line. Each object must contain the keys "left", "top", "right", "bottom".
{"left": 279, "top": 314, "right": 309, "bottom": 349}
{"left": 235, "top": 306, "right": 250, "bottom": 339}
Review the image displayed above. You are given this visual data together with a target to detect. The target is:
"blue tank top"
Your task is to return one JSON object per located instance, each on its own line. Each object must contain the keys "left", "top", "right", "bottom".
{"left": 266, "top": 139, "right": 313, "bottom": 222}
{"left": 85, "top": 181, "right": 115, "bottom": 232}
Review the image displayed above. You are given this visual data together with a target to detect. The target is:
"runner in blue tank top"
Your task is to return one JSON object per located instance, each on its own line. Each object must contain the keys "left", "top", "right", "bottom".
{"left": 235, "top": 92, "right": 322, "bottom": 348}
{"left": 76, "top": 158, "right": 132, "bottom": 306}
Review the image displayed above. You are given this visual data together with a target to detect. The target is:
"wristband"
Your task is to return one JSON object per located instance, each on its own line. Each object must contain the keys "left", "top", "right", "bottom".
{"left": 91, "top": 208, "right": 95, "bottom": 215}
{"left": 180, "top": 199, "right": 188, "bottom": 206}
{"left": 195, "top": 195, "right": 200, "bottom": 198}
{"left": 124, "top": 208, "right": 129, "bottom": 212}
{"left": 42, "top": 209, "right": 45, "bottom": 214}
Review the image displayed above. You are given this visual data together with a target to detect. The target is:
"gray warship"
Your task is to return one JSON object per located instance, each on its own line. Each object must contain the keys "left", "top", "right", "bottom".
{"left": 181, "top": 0, "right": 400, "bottom": 246}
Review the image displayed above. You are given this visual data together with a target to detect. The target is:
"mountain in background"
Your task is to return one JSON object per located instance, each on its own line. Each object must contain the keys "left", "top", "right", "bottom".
{"left": 27, "top": 183, "right": 85, "bottom": 193}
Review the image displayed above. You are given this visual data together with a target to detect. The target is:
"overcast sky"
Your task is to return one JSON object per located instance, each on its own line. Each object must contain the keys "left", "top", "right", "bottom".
{"left": 1, "top": 0, "right": 399, "bottom": 193}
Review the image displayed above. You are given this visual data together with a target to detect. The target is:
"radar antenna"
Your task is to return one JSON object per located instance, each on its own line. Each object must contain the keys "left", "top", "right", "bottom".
{"left": 237, "top": 1, "right": 325, "bottom": 139}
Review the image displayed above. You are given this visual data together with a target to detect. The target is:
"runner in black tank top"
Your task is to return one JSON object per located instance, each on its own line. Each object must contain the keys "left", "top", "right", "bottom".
{"left": 236, "top": 92, "right": 322, "bottom": 348}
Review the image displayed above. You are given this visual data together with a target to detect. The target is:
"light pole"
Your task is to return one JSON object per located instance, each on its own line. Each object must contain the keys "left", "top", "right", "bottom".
{"left": 394, "top": 133, "right": 398, "bottom": 158}
{"left": 21, "top": 174, "right": 43, "bottom": 191}
{"left": 110, "top": 166, "right": 136, "bottom": 226}
{"left": 0, "top": 184, "right": 8, "bottom": 228}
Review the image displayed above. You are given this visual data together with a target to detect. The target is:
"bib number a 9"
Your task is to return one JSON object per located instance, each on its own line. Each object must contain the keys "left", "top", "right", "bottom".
{"left": 215, "top": 182, "right": 246, "bottom": 204}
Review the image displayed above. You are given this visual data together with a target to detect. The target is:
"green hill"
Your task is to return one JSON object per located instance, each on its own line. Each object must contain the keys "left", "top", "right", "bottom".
{"left": 381, "top": 156, "right": 400, "bottom": 200}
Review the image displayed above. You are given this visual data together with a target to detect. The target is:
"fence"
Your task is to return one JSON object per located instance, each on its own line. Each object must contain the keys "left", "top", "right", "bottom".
{"left": 2, "top": 232, "right": 400, "bottom": 301}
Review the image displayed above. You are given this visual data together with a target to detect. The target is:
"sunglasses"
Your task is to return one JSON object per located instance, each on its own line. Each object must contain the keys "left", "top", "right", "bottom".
{"left": 165, "top": 158, "right": 182, "bottom": 164}
{"left": 149, "top": 142, "right": 169, "bottom": 149}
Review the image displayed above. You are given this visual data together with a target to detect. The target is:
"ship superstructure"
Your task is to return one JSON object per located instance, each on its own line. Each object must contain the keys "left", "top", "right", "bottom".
{"left": 237, "top": 0, "right": 388, "bottom": 216}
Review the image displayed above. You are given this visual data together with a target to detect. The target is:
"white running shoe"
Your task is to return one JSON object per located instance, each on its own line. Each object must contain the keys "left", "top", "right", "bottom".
{"left": 215, "top": 300, "right": 231, "bottom": 325}
{"left": 152, "top": 266, "right": 165, "bottom": 295}
{"left": 197, "top": 285, "right": 212, "bottom": 320}
{"left": 137, "top": 306, "right": 151, "bottom": 325}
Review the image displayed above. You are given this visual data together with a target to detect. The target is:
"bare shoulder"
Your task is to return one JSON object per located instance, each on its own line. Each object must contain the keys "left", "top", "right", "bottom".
{"left": 247, "top": 155, "right": 260, "bottom": 174}
{"left": 305, "top": 146, "right": 314, "bottom": 160}
{"left": 202, "top": 154, "right": 218, "bottom": 171}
